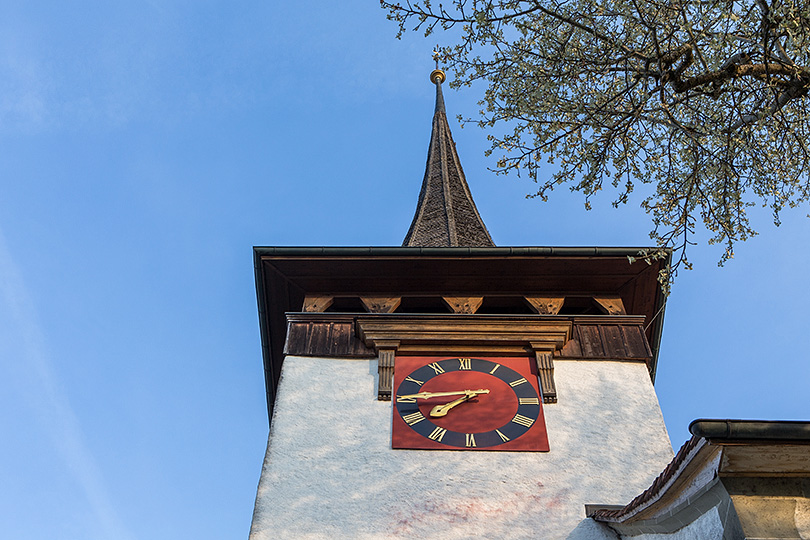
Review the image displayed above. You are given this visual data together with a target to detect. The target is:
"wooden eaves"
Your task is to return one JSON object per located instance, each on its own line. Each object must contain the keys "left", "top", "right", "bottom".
{"left": 253, "top": 245, "right": 670, "bottom": 422}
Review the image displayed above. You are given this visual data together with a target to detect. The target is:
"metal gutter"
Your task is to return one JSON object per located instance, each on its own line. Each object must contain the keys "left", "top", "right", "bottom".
{"left": 689, "top": 419, "right": 810, "bottom": 442}
{"left": 253, "top": 245, "right": 668, "bottom": 257}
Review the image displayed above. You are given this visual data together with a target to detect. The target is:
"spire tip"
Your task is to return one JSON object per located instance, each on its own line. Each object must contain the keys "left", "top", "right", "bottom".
{"left": 431, "top": 47, "right": 446, "bottom": 84}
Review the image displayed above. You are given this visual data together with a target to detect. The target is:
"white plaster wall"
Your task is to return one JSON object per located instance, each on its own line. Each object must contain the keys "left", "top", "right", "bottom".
{"left": 622, "top": 506, "right": 724, "bottom": 540}
{"left": 249, "top": 357, "right": 673, "bottom": 540}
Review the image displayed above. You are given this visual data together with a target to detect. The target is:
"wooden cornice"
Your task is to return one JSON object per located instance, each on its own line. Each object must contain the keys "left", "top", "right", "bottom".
{"left": 355, "top": 313, "right": 571, "bottom": 401}
{"left": 355, "top": 314, "right": 572, "bottom": 356}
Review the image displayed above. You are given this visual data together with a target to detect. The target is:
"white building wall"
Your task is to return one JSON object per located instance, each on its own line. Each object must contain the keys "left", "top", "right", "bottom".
{"left": 622, "top": 506, "right": 725, "bottom": 540}
{"left": 249, "top": 356, "right": 673, "bottom": 540}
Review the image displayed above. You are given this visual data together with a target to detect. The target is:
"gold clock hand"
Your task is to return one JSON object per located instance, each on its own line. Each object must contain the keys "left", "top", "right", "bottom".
{"left": 429, "top": 389, "right": 490, "bottom": 418}
{"left": 396, "top": 389, "right": 489, "bottom": 401}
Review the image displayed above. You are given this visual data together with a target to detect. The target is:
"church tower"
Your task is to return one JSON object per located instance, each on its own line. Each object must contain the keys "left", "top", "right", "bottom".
{"left": 249, "top": 69, "right": 674, "bottom": 539}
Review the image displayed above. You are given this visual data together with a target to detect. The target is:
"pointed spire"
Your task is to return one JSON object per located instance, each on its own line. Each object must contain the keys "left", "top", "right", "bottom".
{"left": 402, "top": 68, "right": 495, "bottom": 248}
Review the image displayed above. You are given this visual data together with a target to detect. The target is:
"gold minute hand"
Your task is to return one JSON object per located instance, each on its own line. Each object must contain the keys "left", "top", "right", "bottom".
{"left": 396, "top": 389, "right": 489, "bottom": 401}
{"left": 429, "top": 389, "right": 490, "bottom": 418}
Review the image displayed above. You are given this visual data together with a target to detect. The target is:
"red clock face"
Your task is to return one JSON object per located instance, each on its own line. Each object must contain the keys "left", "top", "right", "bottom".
{"left": 392, "top": 357, "right": 550, "bottom": 451}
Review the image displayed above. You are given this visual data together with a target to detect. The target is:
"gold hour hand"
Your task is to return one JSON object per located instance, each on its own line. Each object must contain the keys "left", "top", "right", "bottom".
{"left": 429, "top": 389, "right": 490, "bottom": 418}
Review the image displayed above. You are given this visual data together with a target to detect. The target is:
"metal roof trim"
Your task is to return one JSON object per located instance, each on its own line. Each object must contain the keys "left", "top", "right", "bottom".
{"left": 689, "top": 419, "right": 810, "bottom": 442}
{"left": 254, "top": 245, "right": 673, "bottom": 258}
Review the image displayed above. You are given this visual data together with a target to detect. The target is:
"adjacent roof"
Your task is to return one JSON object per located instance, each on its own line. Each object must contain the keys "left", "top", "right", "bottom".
{"left": 402, "top": 70, "right": 495, "bottom": 247}
{"left": 588, "top": 419, "right": 810, "bottom": 534}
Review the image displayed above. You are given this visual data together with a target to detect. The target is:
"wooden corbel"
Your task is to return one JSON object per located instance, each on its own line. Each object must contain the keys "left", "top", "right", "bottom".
{"left": 374, "top": 339, "right": 400, "bottom": 401}
{"left": 302, "top": 295, "right": 334, "bottom": 312}
{"left": 525, "top": 297, "right": 564, "bottom": 315}
{"left": 530, "top": 342, "right": 558, "bottom": 404}
{"left": 360, "top": 296, "right": 402, "bottom": 314}
{"left": 593, "top": 296, "right": 626, "bottom": 315}
{"left": 442, "top": 296, "right": 484, "bottom": 314}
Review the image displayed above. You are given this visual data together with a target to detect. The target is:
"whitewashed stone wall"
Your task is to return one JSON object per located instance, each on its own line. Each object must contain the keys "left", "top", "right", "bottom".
{"left": 249, "top": 356, "right": 674, "bottom": 540}
{"left": 622, "top": 506, "right": 725, "bottom": 540}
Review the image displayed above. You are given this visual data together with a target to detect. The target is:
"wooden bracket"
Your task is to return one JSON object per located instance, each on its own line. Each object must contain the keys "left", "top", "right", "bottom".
{"left": 360, "top": 296, "right": 402, "bottom": 314}
{"left": 442, "top": 296, "right": 484, "bottom": 314}
{"left": 593, "top": 296, "right": 626, "bottom": 315}
{"left": 530, "top": 342, "right": 557, "bottom": 404}
{"left": 302, "top": 295, "right": 334, "bottom": 313}
{"left": 525, "top": 297, "right": 564, "bottom": 315}
{"left": 375, "top": 340, "right": 400, "bottom": 401}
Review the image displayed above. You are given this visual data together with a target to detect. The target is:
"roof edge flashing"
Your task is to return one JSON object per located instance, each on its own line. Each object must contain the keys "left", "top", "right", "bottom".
{"left": 254, "top": 246, "right": 674, "bottom": 258}
{"left": 689, "top": 419, "right": 810, "bottom": 442}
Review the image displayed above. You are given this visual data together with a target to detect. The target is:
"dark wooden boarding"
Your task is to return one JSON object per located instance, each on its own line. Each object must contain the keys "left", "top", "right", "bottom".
{"left": 561, "top": 319, "right": 653, "bottom": 360}
{"left": 284, "top": 314, "right": 651, "bottom": 362}
{"left": 254, "top": 247, "right": 669, "bottom": 421}
{"left": 284, "top": 312, "right": 653, "bottom": 404}
{"left": 284, "top": 315, "right": 376, "bottom": 358}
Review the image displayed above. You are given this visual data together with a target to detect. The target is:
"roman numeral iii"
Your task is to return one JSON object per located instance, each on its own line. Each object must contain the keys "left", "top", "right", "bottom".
{"left": 428, "top": 427, "right": 447, "bottom": 442}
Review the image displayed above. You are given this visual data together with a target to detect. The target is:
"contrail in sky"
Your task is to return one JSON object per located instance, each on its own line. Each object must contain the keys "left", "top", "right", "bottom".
{"left": 0, "top": 228, "right": 133, "bottom": 540}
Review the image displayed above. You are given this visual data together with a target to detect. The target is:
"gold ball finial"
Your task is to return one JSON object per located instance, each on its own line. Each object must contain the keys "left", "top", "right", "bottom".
{"left": 430, "top": 68, "right": 446, "bottom": 84}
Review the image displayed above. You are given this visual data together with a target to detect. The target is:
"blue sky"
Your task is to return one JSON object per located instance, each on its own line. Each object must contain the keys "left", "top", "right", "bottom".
{"left": 1, "top": 1, "right": 808, "bottom": 538}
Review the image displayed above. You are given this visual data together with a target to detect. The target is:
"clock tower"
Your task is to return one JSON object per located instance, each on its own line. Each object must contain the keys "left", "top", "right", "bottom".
{"left": 249, "top": 69, "right": 674, "bottom": 539}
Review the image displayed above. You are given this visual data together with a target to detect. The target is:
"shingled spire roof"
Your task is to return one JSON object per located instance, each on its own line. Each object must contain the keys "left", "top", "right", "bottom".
{"left": 402, "top": 69, "right": 495, "bottom": 247}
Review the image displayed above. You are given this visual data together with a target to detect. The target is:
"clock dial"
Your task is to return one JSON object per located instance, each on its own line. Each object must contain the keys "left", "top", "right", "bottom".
{"left": 392, "top": 357, "right": 550, "bottom": 451}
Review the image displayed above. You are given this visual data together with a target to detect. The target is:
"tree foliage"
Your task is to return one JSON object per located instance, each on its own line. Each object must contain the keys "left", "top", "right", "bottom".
{"left": 383, "top": 0, "right": 810, "bottom": 281}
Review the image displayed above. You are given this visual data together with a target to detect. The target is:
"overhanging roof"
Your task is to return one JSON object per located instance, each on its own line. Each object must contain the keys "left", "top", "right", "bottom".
{"left": 254, "top": 245, "right": 669, "bottom": 421}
